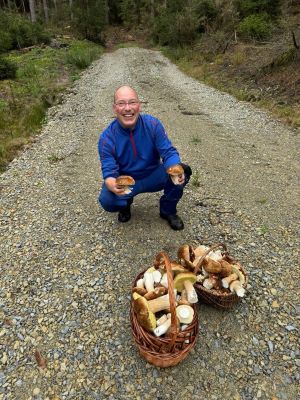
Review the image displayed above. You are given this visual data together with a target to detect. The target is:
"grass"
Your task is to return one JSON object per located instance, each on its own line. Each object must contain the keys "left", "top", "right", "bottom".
{"left": 161, "top": 46, "right": 300, "bottom": 129}
{"left": 0, "top": 39, "right": 103, "bottom": 173}
{"left": 257, "top": 225, "right": 269, "bottom": 235}
{"left": 191, "top": 136, "right": 201, "bottom": 144}
{"left": 191, "top": 171, "right": 201, "bottom": 187}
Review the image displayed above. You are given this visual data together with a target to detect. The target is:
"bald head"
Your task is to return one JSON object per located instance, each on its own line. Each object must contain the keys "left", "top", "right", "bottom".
{"left": 114, "top": 85, "right": 139, "bottom": 103}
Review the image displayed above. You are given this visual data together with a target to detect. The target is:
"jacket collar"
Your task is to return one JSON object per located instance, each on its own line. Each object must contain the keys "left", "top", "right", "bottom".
{"left": 116, "top": 115, "right": 141, "bottom": 134}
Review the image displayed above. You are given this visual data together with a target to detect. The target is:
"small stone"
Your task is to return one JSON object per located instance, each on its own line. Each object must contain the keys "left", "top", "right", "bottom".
{"left": 270, "top": 288, "right": 277, "bottom": 295}
{"left": 33, "top": 388, "right": 40, "bottom": 396}
{"left": 271, "top": 300, "right": 279, "bottom": 308}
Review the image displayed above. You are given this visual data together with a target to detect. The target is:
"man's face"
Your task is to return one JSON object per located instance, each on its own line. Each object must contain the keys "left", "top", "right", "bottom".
{"left": 113, "top": 87, "right": 141, "bottom": 129}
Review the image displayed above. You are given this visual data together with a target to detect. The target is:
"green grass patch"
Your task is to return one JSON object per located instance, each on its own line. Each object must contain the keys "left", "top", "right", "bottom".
{"left": 115, "top": 42, "right": 140, "bottom": 49}
{"left": 191, "top": 171, "right": 201, "bottom": 187}
{"left": 0, "top": 39, "right": 103, "bottom": 172}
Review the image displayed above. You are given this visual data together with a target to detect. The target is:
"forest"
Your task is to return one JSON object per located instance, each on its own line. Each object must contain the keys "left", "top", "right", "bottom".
{"left": 0, "top": 0, "right": 299, "bottom": 171}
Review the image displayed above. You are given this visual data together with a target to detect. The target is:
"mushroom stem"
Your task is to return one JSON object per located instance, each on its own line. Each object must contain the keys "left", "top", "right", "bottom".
{"left": 221, "top": 273, "right": 238, "bottom": 289}
{"left": 143, "top": 271, "right": 155, "bottom": 292}
{"left": 230, "top": 280, "right": 245, "bottom": 297}
{"left": 148, "top": 293, "right": 172, "bottom": 313}
{"left": 153, "top": 315, "right": 171, "bottom": 337}
{"left": 183, "top": 280, "right": 198, "bottom": 304}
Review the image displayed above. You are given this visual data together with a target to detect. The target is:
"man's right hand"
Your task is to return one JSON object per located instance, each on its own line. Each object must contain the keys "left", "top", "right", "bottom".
{"left": 105, "top": 177, "right": 125, "bottom": 195}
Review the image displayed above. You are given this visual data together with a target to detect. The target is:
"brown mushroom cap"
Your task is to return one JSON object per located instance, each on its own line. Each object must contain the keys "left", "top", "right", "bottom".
{"left": 116, "top": 175, "right": 135, "bottom": 186}
{"left": 166, "top": 165, "right": 184, "bottom": 176}
{"left": 173, "top": 272, "right": 197, "bottom": 292}
{"left": 132, "top": 293, "right": 156, "bottom": 332}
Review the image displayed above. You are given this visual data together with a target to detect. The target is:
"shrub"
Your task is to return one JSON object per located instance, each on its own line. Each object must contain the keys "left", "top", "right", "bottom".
{"left": 0, "top": 57, "right": 17, "bottom": 80}
{"left": 65, "top": 41, "right": 102, "bottom": 69}
{"left": 238, "top": 14, "right": 273, "bottom": 41}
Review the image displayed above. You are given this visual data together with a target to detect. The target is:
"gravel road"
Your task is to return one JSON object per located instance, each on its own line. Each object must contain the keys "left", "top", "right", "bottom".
{"left": 0, "top": 48, "right": 299, "bottom": 400}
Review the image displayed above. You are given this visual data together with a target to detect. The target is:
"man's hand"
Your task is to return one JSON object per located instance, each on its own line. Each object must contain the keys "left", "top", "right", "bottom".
{"left": 105, "top": 177, "right": 126, "bottom": 195}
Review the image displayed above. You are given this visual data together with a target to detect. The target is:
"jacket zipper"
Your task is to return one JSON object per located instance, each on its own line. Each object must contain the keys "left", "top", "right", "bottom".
{"left": 130, "top": 131, "right": 137, "bottom": 158}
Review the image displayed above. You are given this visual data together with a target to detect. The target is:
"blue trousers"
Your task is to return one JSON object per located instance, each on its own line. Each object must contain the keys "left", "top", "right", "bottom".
{"left": 99, "top": 163, "right": 191, "bottom": 216}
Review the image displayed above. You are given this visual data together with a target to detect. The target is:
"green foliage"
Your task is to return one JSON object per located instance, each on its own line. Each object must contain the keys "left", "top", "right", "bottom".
{"left": 238, "top": 13, "right": 273, "bottom": 41}
{"left": 65, "top": 41, "right": 102, "bottom": 69}
{"left": 73, "top": 0, "right": 107, "bottom": 43}
{"left": 0, "top": 57, "right": 17, "bottom": 80}
{"left": 0, "top": 10, "right": 50, "bottom": 53}
{"left": 153, "top": 8, "right": 198, "bottom": 46}
{"left": 234, "top": 0, "right": 281, "bottom": 19}
{"left": 194, "top": 0, "right": 218, "bottom": 31}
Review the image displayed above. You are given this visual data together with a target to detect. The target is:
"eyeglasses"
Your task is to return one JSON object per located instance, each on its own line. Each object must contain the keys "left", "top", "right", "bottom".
{"left": 114, "top": 100, "right": 140, "bottom": 108}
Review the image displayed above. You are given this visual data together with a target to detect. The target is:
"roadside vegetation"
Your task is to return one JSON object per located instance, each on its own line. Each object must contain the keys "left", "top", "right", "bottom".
{"left": 0, "top": 0, "right": 299, "bottom": 172}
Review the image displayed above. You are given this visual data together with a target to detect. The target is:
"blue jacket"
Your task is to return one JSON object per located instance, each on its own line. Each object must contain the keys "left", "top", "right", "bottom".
{"left": 98, "top": 114, "right": 181, "bottom": 180}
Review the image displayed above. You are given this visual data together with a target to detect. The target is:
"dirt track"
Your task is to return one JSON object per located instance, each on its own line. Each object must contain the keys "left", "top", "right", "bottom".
{"left": 0, "top": 48, "right": 299, "bottom": 400}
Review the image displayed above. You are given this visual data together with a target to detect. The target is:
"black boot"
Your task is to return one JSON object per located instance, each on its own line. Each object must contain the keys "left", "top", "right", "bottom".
{"left": 160, "top": 213, "right": 184, "bottom": 230}
{"left": 118, "top": 200, "right": 132, "bottom": 223}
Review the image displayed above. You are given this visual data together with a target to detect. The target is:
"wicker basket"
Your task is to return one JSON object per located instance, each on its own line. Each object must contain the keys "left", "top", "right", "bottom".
{"left": 130, "top": 251, "right": 199, "bottom": 367}
{"left": 193, "top": 243, "right": 248, "bottom": 310}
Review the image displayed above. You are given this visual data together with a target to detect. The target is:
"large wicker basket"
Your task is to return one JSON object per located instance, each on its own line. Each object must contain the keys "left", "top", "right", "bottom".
{"left": 193, "top": 243, "right": 248, "bottom": 310}
{"left": 130, "top": 251, "right": 199, "bottom": 368}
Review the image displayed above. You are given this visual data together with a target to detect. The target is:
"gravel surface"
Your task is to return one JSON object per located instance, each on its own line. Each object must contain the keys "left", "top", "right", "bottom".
{"left": 0, "top": 47, "right": 299, "bottom": 400}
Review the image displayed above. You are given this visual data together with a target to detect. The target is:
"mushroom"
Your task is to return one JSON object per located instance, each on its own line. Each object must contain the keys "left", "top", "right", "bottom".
{"left": 132, "top": 287, "right": 148, "bottom": 296}
{"left": 166, "top": 164, "right": 184, "bottom": 185}
{"left": 132, "top": 293, "right": 157, "bottom": 332}
{"left": 220, "top": 260, "right": 233, "bottom": 278}
{"left": 160, "top": 273, "right": 168, "bottom": 288}
{"left": 156, "top": 314, "right": 168, "bottom": 326}
{"left": 177, "top": 244, "right": 196, "bottom": 271}
{"left": 178, "top": 289, "right": 191, "bottom": 306}
{"left": 173, "top": 272, "right": 198, "bottom": 304}
{"left": 202, "top": 258, "right": 222, "bottom": 274}
{"left": 136, "top": 278, "right": 145, "bottom": 289}
{"left": 221, "top": 273, "right": 238, "bottom": 289}
{"left": 133, "top": 292, "right": 173, "bottom": 315}
{"left": 176, "top": 304, "right": 194, "bottom": 324}
{"left": 153, "top": 314, "right": 172, "bottom": 337}
{"left": 203, "top": 276, "right": 219, "bottom": 290}
{"left": 144, "top": 286, "right": 167, "bottom": 300}
{"left": 143, "top": 270, "right": 155, "bottom": 292}
{"left": 232, "top": 265, "right": 246, "bottom": 286}
{"left": 152, "top": 269, "right": 162, "bottom": 283}
{"left": 115, "top": 175, "right": 135, "bottom": 194}
{"left": 229, "top": 280, "right": 245, "bottom": 297}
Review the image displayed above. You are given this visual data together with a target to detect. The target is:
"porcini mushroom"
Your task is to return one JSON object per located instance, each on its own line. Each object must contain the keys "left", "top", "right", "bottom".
{"left": 143, "top": 270, "right": 155, "bottom": 292}
{"left": 133, "top": 292, "right": 173, "bottom": 315}
{"left": 229, "top": 280, "right": 245, "bottom": 297}
{"left": 221, "top": 273, "right": 238, "bottom": 289}
{"left": 167, "top": 164, "right": 184, "bottom": 185}
{"left": 132, "top": 292, "right": 157, "bottom": 332}
{"left": 173, "top": 272, "right": 198, "bottom": 304}
{"left": 144, "top": 286, "right": 167, "bottom": 300}
{"left": 177, "top": 244, "right": 196, "bottom": 271}
{"left": 115, "top": 175, "right": 135, "bottom": 194}
{"left": 176, "top": 304, "right": 194, "bottom": 324}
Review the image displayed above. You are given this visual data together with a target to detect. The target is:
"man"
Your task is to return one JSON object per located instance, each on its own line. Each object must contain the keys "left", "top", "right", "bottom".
{"left": 98, "top": 85, "right": 192, "bottom": 230}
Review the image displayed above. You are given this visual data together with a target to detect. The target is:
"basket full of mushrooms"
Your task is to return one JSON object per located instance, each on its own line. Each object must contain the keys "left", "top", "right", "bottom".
{"left": 180, "top": 243, "right": 248, "bottom": 309}
{"left": 130, "top": 251, "right": 199, "bottom": 368}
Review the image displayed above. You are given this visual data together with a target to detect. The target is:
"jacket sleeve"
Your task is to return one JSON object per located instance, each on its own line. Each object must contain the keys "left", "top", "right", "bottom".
{"left": 98, "top": 132, "right": 119, "bottom": 179}
{"left": 152, "top": 119, "right": 181, "bottom": 169}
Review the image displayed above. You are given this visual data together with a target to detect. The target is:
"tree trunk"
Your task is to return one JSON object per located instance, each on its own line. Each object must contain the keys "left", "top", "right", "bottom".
{"left": 42, "top": 0, "right": 49, "bottom": 22}
{"left": 69, "top": 0, "right": 73, "bottom": 21}
{"left": 150, "top": 0, "right": 155, "bottom": 19}
{"left": 29, "top": 0, "right": 37, "bottom": 22}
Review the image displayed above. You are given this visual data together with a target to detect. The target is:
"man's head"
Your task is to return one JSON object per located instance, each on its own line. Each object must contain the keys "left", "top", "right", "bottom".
{"left": 113, "top": 85, "right": 141, "bottom": 129}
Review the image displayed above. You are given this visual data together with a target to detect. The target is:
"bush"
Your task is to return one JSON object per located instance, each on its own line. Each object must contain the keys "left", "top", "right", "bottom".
{"left": 234, "top": 0, "right": 281, "bottom": 19}
{"left": 0, "top": 57, "right": 17, "bottom": 80}
{"left": 0, "top": 10, "right": 50, "bottom": 52}
{"left": 65, "top": 41, "right": 102, "bottom": 69}
{"left": 238, "top": 14, "right": 273, "bottom": 41}
{"left": 152, "top": 8, "right": 198, "bottom": 46}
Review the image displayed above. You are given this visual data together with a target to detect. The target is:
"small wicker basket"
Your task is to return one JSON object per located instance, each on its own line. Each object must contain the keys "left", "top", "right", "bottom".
{"left": 193, "top": 243, "right": 248, "bottom": 310}
{"left": 130, "top": 251, "right": 199, "bottom": 367}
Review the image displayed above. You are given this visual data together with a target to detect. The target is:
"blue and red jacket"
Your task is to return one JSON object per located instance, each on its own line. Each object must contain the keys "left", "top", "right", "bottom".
{"left": 98, "top": 114, "right": 181, "bottom": 180}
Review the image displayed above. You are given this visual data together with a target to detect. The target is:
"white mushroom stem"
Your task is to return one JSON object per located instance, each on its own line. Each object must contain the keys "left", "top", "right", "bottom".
{"left": 221, "top": 273, "right": 238, "bottom": 289}
{"left": 207, "top": 249, "right": 223, "bottom": 262}
{"left": 183, "top": 280, "right": 198, "bottom": 304}
{"left": 143, "top": 271, "right": 154, "bottom": 292}
{"left": 230, "top": 280, "right": 245, "bottom": 297}
{"left": 156, "top": 314, "right": 168, "bottom": 326}
{"left": 152, "top": 270, "right": 162, "bottom": 283}
{"left": 232, "top": 265, "right": 245, "bottom": 285}
{"left": 136, "top": 278, "right": 145, "bottom": 289}
{"left": 160, "top": 273, "right": 168, "bottom": 288}
{"left": 196, "top": 274, "right": 205, "bottom": 283}
{"left": 201, "top": 267, "right": 209, "bottom": 278}
{"left": 203, "top": 277, "right": 218, "bottom": 290}
{"left": 153, "top": 315, "right": 171, "bottom": 337}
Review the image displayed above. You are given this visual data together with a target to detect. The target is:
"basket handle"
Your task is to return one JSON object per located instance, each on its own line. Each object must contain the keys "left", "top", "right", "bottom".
{"left": 193, "top": 243, "right": 228, "bottom": 275}
{"left": 155, "top": 251, "right": 178, "bottom": 349}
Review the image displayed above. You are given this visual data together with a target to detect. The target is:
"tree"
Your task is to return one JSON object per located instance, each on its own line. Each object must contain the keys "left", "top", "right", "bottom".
{"left": 29, "top": 0, "right": 36, "bottom": 22}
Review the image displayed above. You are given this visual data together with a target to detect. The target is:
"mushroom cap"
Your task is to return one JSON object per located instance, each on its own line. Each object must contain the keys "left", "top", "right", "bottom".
{"left": 132, "top": 293, "right": 156, "bottom": 332}
{"left": 176, "top": 304, "right": 194, "bottom": 324}
{"left": 144, "top": 286, "right": 167, "bottom": 300}
{"left": 166, "top": 164, "right": 184, "bottom": 176}
{"left": 116, "top": 175, "right": 135, "bottom": 186}
{"left": 173, "top": 272, "right": 197, "bottom": 292}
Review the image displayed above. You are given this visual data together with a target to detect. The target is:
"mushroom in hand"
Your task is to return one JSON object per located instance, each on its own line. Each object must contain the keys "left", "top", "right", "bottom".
{"left": 174, "top": 272, "right": 198, "bottom": 304}
{"left": 115, "top": 175, "right": 135, "bottom": 194}
{"left": 167, "top": 165, "right": 185, "bottom": 185}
